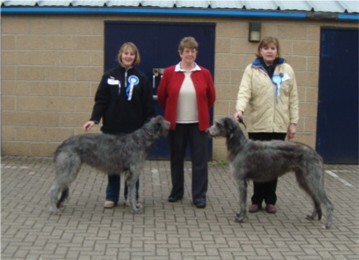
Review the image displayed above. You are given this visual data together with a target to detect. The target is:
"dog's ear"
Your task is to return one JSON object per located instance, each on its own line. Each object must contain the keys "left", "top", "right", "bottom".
{"left": 223, "top": 117, "right": 236, "bottom": 132}
{"left": 156, "top": 115, "right": 163, "bottom": 121}
{"left": 155, "top": 116, "right": 169, "bottom": 134}
{"left": 214, "top": 118, "right": 227, "bottom": 130}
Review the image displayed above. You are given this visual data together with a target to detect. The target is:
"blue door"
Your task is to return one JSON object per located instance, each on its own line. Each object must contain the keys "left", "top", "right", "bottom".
{"left": 104, "top": 21, "right": 216, "bottom": 160}
{"left": 316, "top": 28, "right": 358, "bottom": 164}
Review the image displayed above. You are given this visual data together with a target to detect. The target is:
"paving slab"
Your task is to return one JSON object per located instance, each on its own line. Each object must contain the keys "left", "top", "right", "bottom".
{"left": 1, "top": 156, "right": 358, "bottom": 260}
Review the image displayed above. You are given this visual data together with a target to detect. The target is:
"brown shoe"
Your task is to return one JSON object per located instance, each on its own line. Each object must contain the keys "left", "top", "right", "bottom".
{"left": 104, "top": 200, "right": 115, "bottom": 208}
{"left": 248, "top": 204, "right": 260, "bottom": 213}
{"left": 265, "top": 204, "right": 277, "bottom": 214}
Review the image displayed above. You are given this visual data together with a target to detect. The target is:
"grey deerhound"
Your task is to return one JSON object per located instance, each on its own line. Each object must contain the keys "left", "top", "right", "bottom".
{"left": 49, "top": 115, "right": 170, "bottom": 215}
{"left": 206, "top": 117, "right": 333, "bottom": 229}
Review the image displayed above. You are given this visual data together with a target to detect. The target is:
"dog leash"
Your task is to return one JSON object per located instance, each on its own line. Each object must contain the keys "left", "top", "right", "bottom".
{"left": 238, "top": 118, "right": 247, "bottom": 129}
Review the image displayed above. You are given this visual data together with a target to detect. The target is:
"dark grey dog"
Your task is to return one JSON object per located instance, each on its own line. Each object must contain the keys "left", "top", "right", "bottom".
{"left": 49, "top": 115, "right": 170, "bottom": 215}
{"left": 206, "top": 117, "right": 334, "bottom": 229}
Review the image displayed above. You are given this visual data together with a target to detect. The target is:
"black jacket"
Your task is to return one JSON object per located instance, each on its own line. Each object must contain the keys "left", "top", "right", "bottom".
{"left": 90, "top": 65, "right": 155, "bottom": 134}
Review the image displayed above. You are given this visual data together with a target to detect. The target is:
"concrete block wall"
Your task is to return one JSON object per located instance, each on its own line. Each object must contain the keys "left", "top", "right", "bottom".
{"left": 2, "top": 16, "right": 104, "bottom": 156}
{"left": 1, "top": 15, "right": 355, "bottom": 160}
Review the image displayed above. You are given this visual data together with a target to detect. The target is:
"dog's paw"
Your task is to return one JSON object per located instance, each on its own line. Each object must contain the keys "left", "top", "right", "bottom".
{"left": 124, "top": 201, "right": 142, "bottom": 208}
{"left": 235, "top": 213, "right": 245, "bottom": 223}
{"left": 305, "top": 214, "right": 315, "bottom": 221}
{"left": 49, "top": 206, "right": 60, "bottom": 215}
{"left": 323, "top": 224, "right": 332, "bottom": 229}
{"left": 131, "top": 207, "right": 143, "bottom": 214}
{"left": 128, "top": 201, "right": 143, "bottom": 214}
{"left": 324, "top": 220, "right": 332, "bottom": 229}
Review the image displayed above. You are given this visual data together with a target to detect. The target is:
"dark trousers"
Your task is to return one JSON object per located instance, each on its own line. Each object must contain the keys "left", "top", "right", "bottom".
{"left": 248, "top": 132, "right": 286, "bottom": 206}
{"left": 168, "top": 123, "right": 208, "bottom": 203}
{"left": 106, "top": 175, "right": 139, "bottom": 203}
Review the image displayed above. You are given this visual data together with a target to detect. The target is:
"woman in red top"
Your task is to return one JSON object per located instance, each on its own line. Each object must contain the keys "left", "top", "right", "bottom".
{"left": 157, "top": 36, "right": 216, "bottom": 208}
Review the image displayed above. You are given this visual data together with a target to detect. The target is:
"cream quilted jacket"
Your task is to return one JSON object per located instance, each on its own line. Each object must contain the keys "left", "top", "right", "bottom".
{"left": 235, "top": 58, "right": 299, "bottom": 133}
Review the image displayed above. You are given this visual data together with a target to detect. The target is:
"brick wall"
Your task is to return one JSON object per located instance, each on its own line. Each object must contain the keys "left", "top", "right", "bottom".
{"left": 1, "top": 15, "right": 356, "bottom": 160}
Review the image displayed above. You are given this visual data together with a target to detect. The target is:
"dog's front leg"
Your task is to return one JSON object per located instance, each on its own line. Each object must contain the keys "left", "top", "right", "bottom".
{"left": 126, "top": 172, "right": 143, "bottom": 214}
{"left": 235, "top": 179, "right": 247, "bottom": 223}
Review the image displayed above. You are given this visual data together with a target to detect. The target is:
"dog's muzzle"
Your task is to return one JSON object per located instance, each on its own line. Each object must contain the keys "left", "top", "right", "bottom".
{"left": 161, "top": 120, "right": 171, "bottom": 135}
{"left": 205, "top": 127, "right": 215, "bottom": 137}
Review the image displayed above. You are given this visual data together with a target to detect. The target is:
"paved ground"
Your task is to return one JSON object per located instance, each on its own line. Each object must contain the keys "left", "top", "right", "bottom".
{"left": 1, "top": 156, "right": 358, "bottom": 260}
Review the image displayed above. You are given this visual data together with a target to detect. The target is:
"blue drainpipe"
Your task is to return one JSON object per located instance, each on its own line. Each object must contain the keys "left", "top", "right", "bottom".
{"left": 1, "top": 7, "right": 358, "bottom": 22}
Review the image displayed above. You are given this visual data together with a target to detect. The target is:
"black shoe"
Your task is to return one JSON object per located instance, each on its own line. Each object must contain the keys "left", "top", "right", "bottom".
{"left": 168, "top": 196, "right": 182, "bottom": 203}
{"left": 194, "top": 200, "right": 206, "bottom": 209}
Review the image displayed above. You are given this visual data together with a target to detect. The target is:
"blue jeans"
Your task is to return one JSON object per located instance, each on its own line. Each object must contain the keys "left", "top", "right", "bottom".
{"left": 106, "top": 174, "right": 139, "bottom": 204}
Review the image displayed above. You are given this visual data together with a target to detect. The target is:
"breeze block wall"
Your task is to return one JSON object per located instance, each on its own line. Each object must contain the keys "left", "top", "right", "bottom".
{"left": 1, "top": 14, "right": 356, "bottom": 160}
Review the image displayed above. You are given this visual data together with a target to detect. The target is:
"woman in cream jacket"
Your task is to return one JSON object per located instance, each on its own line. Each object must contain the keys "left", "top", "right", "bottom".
{"left": 234, "top": 36, "right": 299, "bottom": 214}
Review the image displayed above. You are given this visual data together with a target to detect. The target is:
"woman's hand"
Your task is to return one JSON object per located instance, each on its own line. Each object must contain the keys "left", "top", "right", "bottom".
{"left": 233, "top": 111, "right": 243, "bottom": 121}
{"left": 287, "top": 123, "right": 297, "bottom": 140}
{"left": 83, "top": 121, "right": 96, "bottom": 132}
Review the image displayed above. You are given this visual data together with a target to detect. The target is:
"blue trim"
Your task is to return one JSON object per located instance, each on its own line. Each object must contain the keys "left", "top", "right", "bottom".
{"left": 338, "top": 13, "right": 359, "bottom": 21}
{"left": 0, "top": 7, "right": 306, "bottom": 19}
{"left": 1, "top": 7, "right": 358, "bottom": 22}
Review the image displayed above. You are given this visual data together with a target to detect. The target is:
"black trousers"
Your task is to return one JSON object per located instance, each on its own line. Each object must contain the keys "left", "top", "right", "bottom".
{"left": 168, "top": 123, "right": 208, "bottom": 203}
{"left": 248, "top": 132, "right": 286, "bottom": 206}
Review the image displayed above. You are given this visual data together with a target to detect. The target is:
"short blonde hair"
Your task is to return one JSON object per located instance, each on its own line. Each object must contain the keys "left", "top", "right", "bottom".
{"left": 117, "top": 42, "right": 141, "bottom": 66}
{"left": 178, "top": 36, "right": 199, "bottom": 52}
{"left": 256, "top": 36, "right": 281, "bottom": 58}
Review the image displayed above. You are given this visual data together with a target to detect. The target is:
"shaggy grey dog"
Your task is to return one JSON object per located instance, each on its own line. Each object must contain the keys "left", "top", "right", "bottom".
{"left": 49, "top": 115, "right": 170, "bottom": 215}
{"left": 206, "top": 117, "right": 333, "bottom": 229}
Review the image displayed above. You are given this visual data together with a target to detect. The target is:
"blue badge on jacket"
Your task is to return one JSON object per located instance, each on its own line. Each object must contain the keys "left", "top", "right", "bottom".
{"left": 126, "top": 75, "right": 140, "bottom": 101}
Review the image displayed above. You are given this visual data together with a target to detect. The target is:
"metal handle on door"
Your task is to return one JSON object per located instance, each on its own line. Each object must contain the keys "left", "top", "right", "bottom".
{"left": 152, "top": 68, "right": 164, "bottom": 88}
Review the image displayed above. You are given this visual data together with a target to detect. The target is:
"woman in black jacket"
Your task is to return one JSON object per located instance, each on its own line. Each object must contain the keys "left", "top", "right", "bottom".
{"left": 83, "top": 42, "right": 155, "bottom": 208}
